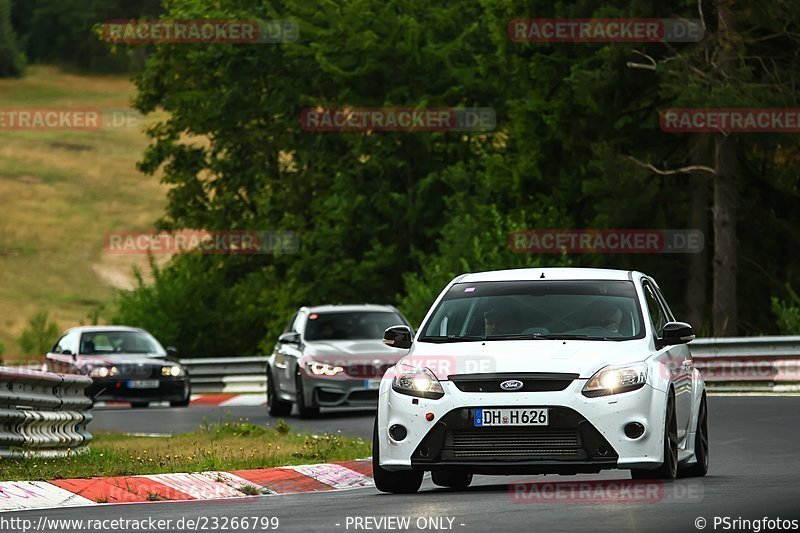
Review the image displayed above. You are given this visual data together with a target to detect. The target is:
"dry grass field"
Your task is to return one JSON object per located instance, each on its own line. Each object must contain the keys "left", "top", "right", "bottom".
{"left": 0, "top": 66, "right": 169, "bottom": 359}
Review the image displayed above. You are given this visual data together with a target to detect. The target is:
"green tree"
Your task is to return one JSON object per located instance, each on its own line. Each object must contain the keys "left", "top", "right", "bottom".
{"left": 17, "top": 310, "right": 59, "bottom": 356}
{"left": 0, "top": 0, "right": 24, "bottom": 77}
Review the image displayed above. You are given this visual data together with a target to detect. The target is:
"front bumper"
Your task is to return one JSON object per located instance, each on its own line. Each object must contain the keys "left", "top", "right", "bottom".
{"left": 303, "top": 375, "right": 383, "bottom": 407}
{"left": 377, "top": 378, "right": 667, "bottom": 473}
{"left": 87, "top": 377, "right": 190, "bottom": 403}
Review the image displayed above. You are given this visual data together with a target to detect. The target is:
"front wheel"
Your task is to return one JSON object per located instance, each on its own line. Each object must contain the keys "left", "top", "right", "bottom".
{"left": 296, "top": 369, "right": 320, "bottom": 418}
{"left": 631, "top": 392, "right": 677, "bottom": 480}
{"left": 431, "top": 471, "right": 472, "bottom": 490}
{"left": 372, "top": 417, "right": 423, "bottom": 494}
{"left": 679, "top": 393, "right": 709, "bottom": 478}
{"left": 268, "top": 369, "right": 292, "bottom": 417}
{"left": 170, "top": 382, "right": 192, "bottom": 407}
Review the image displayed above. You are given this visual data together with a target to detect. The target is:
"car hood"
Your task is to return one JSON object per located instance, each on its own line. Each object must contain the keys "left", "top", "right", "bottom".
{"left": 403, "top": 339, "right": 653, "bottom": 379}
{"left": 76, "top": 354, "right": 170, "bottom": 367}
{"left": 303, "top": 339, "right": 406, "bottom": 364}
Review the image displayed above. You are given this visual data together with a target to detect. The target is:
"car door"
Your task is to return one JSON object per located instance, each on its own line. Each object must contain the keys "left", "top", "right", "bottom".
{"left": 652, "top": 281, "right": 695, "bottom": 441}
{"left": 643, "top": 279, "right": 692, "bottom": 441}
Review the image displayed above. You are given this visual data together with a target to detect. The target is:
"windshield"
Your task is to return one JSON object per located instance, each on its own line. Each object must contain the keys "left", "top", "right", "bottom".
{"left": 79, "top": 330, "right": 166, "bottom": 356}
{"left": 304, "top": 311, "right": 406, "bottom": 341}
{"left": 420, "top": 280, "right": 644, "bottom": 342}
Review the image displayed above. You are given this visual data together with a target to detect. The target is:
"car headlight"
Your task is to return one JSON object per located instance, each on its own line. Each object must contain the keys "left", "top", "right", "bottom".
{"left": 307, "top": 362, "right": 344, "bottom": 376}
{"left": 162, "top": 365, "right": 184, "bottom": 377}
{"left": 391, "top": 362, "right": 445, "bottom": 399}
{"left": 583, "top": 363, "right": 648, "bottom": 397}
{"left": 89, "top": 366, "right": 112, "bottom": 378}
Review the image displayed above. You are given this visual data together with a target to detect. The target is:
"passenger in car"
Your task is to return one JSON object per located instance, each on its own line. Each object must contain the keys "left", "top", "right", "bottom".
{"left": 587, "top": 302, "right": 623, "bottom": 334}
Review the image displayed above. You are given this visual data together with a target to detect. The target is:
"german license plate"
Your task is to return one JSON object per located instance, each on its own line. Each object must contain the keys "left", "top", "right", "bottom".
{"left": 364, "top": 379, "right": 381, "bottom": 390}
{"left": 474, "top": 408, "right": 548, "bottom": 427}
{"left": 127, "top": 380, "right": 159, "bottom": 389}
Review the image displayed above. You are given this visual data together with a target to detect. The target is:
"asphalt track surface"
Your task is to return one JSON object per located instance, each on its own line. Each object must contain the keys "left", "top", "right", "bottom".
{"left": 12, "top": 396, "right": 800, "bottom": 533}
{"left": 90, "top": 404, "right": 376, "bottom": 439}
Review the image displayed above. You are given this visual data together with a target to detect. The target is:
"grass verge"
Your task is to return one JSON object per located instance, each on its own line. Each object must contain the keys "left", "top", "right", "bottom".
{"left": 0, "top": 418, "right": 370, "bottom": 481}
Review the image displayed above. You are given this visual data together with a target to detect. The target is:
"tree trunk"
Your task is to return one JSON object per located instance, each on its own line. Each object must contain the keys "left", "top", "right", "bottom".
{"left": 686, "top": 136, "right": 710, "bottom": 332}
{"left": 712, "top": 1, "right": 739, "bottom": 336}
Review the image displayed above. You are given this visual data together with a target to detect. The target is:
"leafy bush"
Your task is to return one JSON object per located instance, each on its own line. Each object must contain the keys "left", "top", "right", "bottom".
{"left": 17, "top": 310, "right": 59, "bottom": 356}
{"left": 772, "top": 284, "right": 800, "bottom": 334}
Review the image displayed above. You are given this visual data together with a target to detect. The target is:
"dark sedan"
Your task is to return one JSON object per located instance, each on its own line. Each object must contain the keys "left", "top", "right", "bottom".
{"left": 46, "top": 326, "right": 190, "bottom": 407}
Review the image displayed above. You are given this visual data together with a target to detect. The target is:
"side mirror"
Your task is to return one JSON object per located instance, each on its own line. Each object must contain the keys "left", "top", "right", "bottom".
{"left": 384, "top": 325, "right": 413, "bottom": 350}
{"left": 660, "top": 322, "right": 695, "bottom": 346}
{"left": 278, "top": 332, "right": 301, "bottom": 345}
{"left": 166, "top": 346, "right": 179, "bottom": 359}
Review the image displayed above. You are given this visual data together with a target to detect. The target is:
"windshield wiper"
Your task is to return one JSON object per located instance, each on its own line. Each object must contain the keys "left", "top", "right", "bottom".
{"left": 418, "top": 335, "right": 487, "bottom": 343}
{"left": 528, "top": 334, "right": 625, "bottom": 341}
{"left": 483, "top": 334, "right": 550, "bottom": 341}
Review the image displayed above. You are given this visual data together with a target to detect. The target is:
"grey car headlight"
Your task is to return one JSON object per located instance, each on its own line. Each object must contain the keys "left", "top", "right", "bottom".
{"left": 582, "top": 362, "right": 648, "bottom": 397}
{"left": 307, "top": 361, "right": 344, "bottom": 376}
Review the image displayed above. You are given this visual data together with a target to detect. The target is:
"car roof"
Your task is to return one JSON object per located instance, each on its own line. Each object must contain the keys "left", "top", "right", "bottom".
{"left": 457, "top": 267, "right": 637, "bottom": 283}
{"left": 301, "top": 304, "right": 400, "bottom": 314}
{"left": 62, "top": 325, "right": 147, "bottom": 335}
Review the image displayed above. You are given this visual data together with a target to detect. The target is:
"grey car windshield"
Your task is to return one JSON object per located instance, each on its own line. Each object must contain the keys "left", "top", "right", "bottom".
{"left": 80, "top": 331, "right": 166, "bottom": 355}
{"left": 420, "top": 280, "right": 645, "bottom": 341}
{"left": 305, "top": 312, "right": 406, "bottom": 341}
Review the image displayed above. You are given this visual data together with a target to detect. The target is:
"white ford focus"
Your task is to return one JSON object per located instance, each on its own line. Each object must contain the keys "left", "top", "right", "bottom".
{"left": 374, "top": 268, "right": 708, "bottom": 493}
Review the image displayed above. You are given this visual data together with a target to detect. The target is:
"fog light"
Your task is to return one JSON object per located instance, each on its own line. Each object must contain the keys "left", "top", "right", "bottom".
{"left": 389, "top": 424, "right": 407, "bottom": 441}
{"left": 625, "top": 422, "right": 645, "bottom": 439}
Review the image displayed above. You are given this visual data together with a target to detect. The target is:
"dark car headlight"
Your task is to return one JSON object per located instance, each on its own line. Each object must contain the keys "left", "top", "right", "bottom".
{"left": 162, "top": 365, "right": 184, "bottom": 377}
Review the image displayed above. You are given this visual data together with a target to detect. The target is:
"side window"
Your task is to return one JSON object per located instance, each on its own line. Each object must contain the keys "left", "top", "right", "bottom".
{"left": 653, "top": 285, "right": 676, "bottom": 322}
{"left": 643, "top": 283, "right": 667, "bottom": 336}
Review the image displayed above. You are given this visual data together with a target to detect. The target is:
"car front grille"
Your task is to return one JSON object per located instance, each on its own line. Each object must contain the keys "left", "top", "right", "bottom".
{"left": 346, "top": 363, "right": 392, "bottom": 378}
{"left": 449, "top": 373, "right": 578, "bottom": 393}
{"left": 449, "top": 429, "right": 582, "bottom": 459}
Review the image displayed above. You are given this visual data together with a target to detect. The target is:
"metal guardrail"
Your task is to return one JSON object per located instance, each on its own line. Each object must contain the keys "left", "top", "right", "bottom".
{"left": 689, "top": 336, "right": 800, "bottom": 392}
{"left": 178, "top": 337, "right": 800, "bottom": 395}
{"left": 180, "top": 356, "right": 268, "bottom": 394}
{"left": 0, "top": 367, "right": 93, "bottom": 458}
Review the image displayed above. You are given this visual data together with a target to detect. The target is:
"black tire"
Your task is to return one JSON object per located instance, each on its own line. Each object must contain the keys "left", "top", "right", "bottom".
{"left": 296, "top": 369, "right": 320, "bottom": 418}
{"left": 431, "top": 471, "right": 473, "bottom": 490}
{"left": 170, "top": 382, "right": 192, "bottom": 407}
{"left": 631, "top": 392, "right": 678, "bottom": 480}
{"left": 130, "top": 402, "right": 149, "bottom": 408}
{"left": 372, "top": 417, "right": 423, "bottom": 494}
{"left": 679, "top": 393, "right": 709, "bottom": 478}
{"left": 268, "top": 368, "right": 292, "bottom": 417}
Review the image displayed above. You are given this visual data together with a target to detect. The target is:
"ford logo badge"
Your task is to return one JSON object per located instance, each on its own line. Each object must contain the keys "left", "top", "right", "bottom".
{"left": 500, "top": 379, "right": 523, "bottom": 391}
